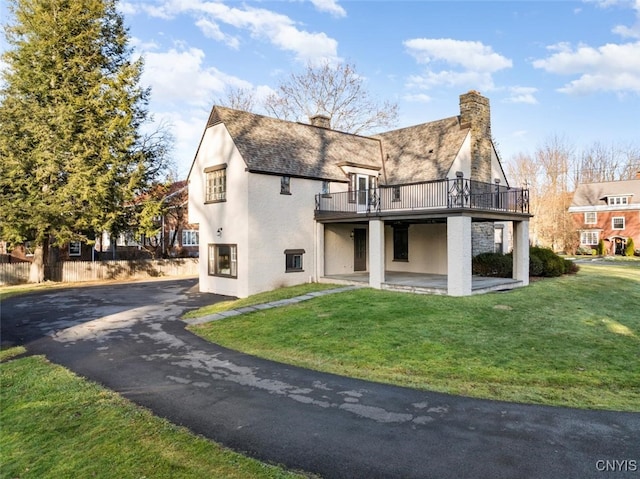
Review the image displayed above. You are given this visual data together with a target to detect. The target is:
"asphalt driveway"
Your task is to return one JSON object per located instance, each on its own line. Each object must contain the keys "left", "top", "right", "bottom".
{"left": 1, "top": 278, "right": 638, "bottom": 479}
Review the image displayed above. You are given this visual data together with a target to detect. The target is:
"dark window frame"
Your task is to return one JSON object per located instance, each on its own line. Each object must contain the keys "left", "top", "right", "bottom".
{"left": 284, "top": 249, "right": 305, "bottom": 272}
{"left": 281, "top": 176, "right": 291, "bottom": 195}
{"left": 208, "top": 243, "right": 237, "bottom": 278}
{"left": 68, "top": 241, "right": 82, "bottom": 257}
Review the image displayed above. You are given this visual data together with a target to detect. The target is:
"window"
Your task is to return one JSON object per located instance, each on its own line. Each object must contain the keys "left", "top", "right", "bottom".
{"left": 348, "top": 174, "right": 356, "bottom": 203}
{"left": 182, "top": 230, "right": 199, "bottom": 246}
{"left": 608, "top": 196, "right": 628, "bottom": 206}
{"left": 580, "top": 231, "right": 599, "bottom": 245}
{"left": 69, "top": 242, "right": 81, "bottom": 256}
{"left": 321, "top": 181, "right": 330, "bottom": 197}
{"left": 205, "top": 165, "right": 226, "bottom": 202}
{"left": 392, "top": 186, "right": 401, "bottom": 202}
{"left": 393, "top": 225, "right": 409, "bottom": 261}
{"left": 494, "top": 226, "right": 504, "bottom": 254}
{"left": 284, "top": 249, "right": 305, "bottom": 272}
{"left": 280, "top": 176, "right": 291, "bottom": 195}
{"left": 208, "top": 244, "right": 237, "bottom": 277}
{"left": 612, "top": 217, "right": 625, "bottom": 230}
{"left": 584, "top": 212, "right": 597, "bottom": 224}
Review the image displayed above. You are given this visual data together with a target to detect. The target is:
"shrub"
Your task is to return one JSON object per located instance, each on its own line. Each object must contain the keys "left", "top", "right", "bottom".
{"left": 529, "top": 253, "right": 544, "bottom": 276}
{"left": 596, "top": 239, "right": 606, "bottom": 256}
{"left": 472, "top": 252, "right": 512, "bottom": 277}
{"left": 473, "top": 247, "right": 577, "bottom": 278}
{"left": 563, "top": 259, "right": 580, "bottom": 274}
{"left": 529, "top": 246, "right": 568, "bottom": 277}
{"left": 624, "top": 238, "right": 635, "bottom": 257}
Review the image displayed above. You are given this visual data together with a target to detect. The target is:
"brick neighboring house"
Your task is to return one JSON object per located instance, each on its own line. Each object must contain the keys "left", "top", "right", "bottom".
{"left": 569, "top": 176, "right": 640, "bottom": 255}
{"left": 188, "top": 90, "right": 532, "bottom": 298}
{"left": 0, "top": 180, "right": 199, "bottom": 263}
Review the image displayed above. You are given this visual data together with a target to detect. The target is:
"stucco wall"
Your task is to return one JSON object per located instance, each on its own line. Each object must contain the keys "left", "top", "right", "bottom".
{"left": 324, "top": 224, "right": 363, "bottom": 275}
{"left": 385, "top": 223, "right": 447, "bottom": 274}
{"left": 447, "top": 133, "right": 471, "bottom": 179}
{"left": 188, "top": 124, "right": 250, "bottom": 298}
{"left": 246, "top": 174, "right": 320, "bottom": 295}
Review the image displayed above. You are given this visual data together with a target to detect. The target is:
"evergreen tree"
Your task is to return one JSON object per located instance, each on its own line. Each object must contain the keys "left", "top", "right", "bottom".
{"left": 0, "top": 0, "right": 170, "bottom": 281}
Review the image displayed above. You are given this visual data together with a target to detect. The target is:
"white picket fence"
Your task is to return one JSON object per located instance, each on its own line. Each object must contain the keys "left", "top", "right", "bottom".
{"left": 0, "top": 258, "right": 199, "bottom": 286}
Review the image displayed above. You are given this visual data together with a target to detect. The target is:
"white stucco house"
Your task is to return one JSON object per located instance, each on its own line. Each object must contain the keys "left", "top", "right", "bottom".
{"left": 187, "top": 90, "right": 531, "bottom": 298}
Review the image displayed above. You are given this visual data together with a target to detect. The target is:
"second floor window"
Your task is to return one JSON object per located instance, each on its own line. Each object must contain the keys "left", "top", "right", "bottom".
{"left": 281, "top": 176, "right": 291, "bottom": 195}
{"left": 612, "top": 217, "right": 625, "bottom": 230}
{"left": 205, "top": 166, "right": 226, "bottom": 202}
{"left": 584, "top": 211, "right": 597, "bottom": 224}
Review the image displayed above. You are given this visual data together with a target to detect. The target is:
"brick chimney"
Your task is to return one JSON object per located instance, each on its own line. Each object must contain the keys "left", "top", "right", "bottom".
{"left": 459, "top": 90, "right": 492, "bottom": 183}
{"left": 310, "top": 114, "right": 331, "bottom": 129}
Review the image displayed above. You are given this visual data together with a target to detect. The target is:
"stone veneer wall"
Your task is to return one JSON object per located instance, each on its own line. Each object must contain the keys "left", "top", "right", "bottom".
{"left": 472, "top": 222, "right": 495, "bottom": 256}
{"left": 459, "top": 91, "right": 492, "bottom": 184}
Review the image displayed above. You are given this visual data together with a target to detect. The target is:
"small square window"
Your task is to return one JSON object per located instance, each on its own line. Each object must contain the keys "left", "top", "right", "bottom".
{"left": 281, "top": 176, "right": 291, "bottom": 195}
{"left": 285, "top": 249, "right": 305, "bottom": 272}
{"left": 612, "top": 217, "right": 625, "bottom": 230}
{"left": 392, "top": 186, "right": 401, "bottom": 202}
{"left": 69, "top": 242, "right": 81, "bottom": 256}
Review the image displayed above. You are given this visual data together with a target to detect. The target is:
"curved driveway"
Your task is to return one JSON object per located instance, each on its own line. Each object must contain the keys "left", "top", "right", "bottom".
{"left": 1, "top": 278, "right": 638, "bottom": 479}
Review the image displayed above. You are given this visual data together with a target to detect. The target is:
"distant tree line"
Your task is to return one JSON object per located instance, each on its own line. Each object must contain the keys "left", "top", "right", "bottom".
{"left": 507, "top": 136, "right": 640, "bottom": 253}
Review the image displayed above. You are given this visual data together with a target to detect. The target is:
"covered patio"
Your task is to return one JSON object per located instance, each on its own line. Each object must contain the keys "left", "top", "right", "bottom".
{"left": 320, "top": 271, "right": 523, "bottom": 295}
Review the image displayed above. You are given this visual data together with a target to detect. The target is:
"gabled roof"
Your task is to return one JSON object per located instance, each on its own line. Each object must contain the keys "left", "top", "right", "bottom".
{"left": 375, "top": 116, "right": 469, "bottom": 184}
{"left": 207, "top": 106, "right": 383, "bottom": 182}
{"left": 570, "top": 179, "right": 640, "bottom": 207}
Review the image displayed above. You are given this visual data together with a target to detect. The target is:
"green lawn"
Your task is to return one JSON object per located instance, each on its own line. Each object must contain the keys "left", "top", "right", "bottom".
{"left": 189, "top": 263, "right": 640, "bottom": 411}
{"left": 0, "top": 349, "right": 310, "bottom": 479}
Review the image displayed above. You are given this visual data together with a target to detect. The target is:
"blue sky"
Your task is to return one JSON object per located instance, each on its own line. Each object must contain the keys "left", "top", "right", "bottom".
{"left": 3, "top": 0, "right": 640, "bottom": 179}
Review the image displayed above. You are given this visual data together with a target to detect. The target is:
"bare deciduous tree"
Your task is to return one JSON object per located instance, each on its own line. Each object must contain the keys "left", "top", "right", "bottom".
{"left": 216, "top": 86, "right": 257, "bottom": 112}
{"left": 507, "top": 136, "right": 577, "bottom": 252}
{"left": 263, "top": 61, "right": 399, "bottom": 134}
{"left": 574, "top": 141, "right": 640, "bottom": 183}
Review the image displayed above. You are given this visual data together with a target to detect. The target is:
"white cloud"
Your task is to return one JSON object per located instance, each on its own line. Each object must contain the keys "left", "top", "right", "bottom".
{"left": 131, "top": 0, "right": 340, "bottom": 64}
{"left": 585, "top": 0, "right": 640, "bottom": 39}
{"left": 533, "top": 41, "right": 640, "bottom": 94}
{"left": 194, "top": 18, "right": 240, "bottom": 48}
{"left": 402, "top": 93, "right": 432, "bottom": 103}
{"left": 505, "top": 87, "right": 539, "bottom": 104}
{"left": 309, "top": 0, "right": 347, "bottom": 18}
{"left": 403, "top": 38, "right": 512, "bottom": 90}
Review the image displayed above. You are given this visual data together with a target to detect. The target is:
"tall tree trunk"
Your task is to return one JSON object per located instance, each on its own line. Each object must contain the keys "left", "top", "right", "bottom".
{"left": 28, "top": 244, "right": 45, "bottom": 283}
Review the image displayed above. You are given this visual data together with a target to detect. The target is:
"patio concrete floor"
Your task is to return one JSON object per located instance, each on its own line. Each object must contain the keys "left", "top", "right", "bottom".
{"left": 322, "top": 271, "right": 523, "bottom": 295}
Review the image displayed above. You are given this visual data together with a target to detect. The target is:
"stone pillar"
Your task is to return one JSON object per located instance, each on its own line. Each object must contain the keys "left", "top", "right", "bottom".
{"left": 315, "top": 222, "right": 325, "bottom": 281}
{"left": 512, "top": 221, "right": 530, "bottom": 286}
{"left": 447, "top": 216, "right": 472, "bottom": 296}
{"left": 369, "top": 219, "right": 385, "bottom": 289}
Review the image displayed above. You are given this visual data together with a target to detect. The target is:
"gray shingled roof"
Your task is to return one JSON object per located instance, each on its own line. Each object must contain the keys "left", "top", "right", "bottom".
{"left": 375, "top": 116, "right": 469, "bottom": 184}
{"left": 570, "top": 179, "right": 640, "bottom": 207}
{"left": 211, "top": 106, "right": 382, "bottom": 182}
{"left": 200, "top": 106, "right": 471, "bottom": 185}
